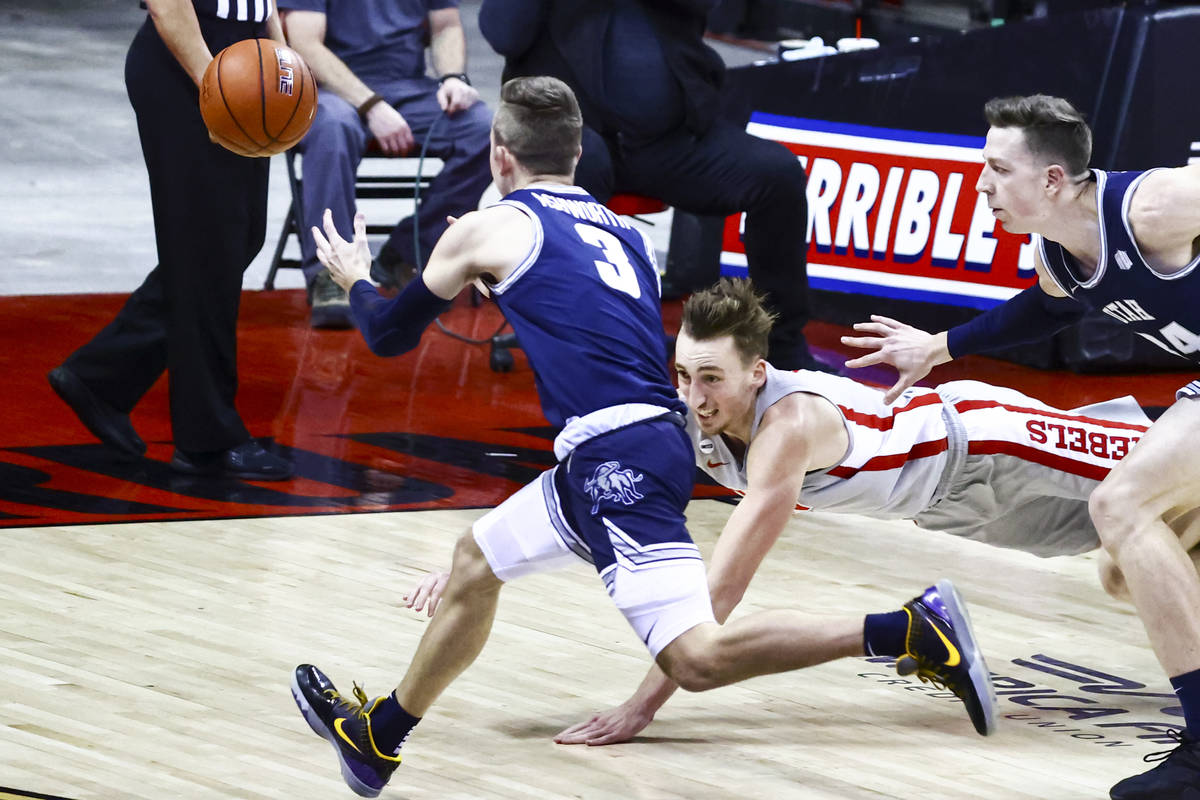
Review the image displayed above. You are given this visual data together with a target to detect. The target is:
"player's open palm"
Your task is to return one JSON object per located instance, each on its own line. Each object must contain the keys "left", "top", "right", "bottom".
{"left": 554, "top": 700, "right": 654, "bottom": 746}
{"left": 841, "top": 315, "right": 950, "bottom": 404}
{"left": 312, "top": 209, "right": 371, "bottom": 291}
{"left": 404, "top": 570, "right": 450, "bottom": 617}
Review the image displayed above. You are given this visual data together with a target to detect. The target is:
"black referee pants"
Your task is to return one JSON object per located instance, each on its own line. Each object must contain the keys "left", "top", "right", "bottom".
{"left": 575, "top": 120, "right": 812, "bottom": 369}
{"left": 65, "top": 16, "right": 269, "bottom": 453}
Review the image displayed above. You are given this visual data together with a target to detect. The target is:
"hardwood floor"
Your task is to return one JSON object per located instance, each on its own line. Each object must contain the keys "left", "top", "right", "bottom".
{"left": 0, "top": 501, "right": 1174, "bottom": 799}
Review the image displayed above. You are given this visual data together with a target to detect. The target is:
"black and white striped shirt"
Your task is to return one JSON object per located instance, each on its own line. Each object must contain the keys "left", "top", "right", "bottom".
{"left": 141, "top": 0, "right": 275, "bottom": 22}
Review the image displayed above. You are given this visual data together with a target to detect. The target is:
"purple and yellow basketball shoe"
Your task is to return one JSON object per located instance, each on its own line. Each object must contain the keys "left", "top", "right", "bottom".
{"left": 291, "top": 664, "right": 402, "bottom": 797}
{"left": 896, "top": 579, "right": 997, "bottom": 736}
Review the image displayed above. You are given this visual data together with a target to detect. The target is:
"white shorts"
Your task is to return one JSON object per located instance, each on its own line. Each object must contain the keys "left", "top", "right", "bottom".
{"left": 472, "top": 466, "right": 715, "bottom": 657}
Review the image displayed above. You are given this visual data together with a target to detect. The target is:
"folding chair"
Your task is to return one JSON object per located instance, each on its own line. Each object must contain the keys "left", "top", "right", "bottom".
{"left": 264, "top": 145, "right": 439, "bottom": 290}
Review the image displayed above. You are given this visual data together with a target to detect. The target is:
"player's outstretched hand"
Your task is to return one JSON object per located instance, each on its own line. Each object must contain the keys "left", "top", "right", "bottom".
{"left": 404, "top": 570, "right": 450, "bottom": 617}
{"left": 312, "top": 209, "right": 372, "bottom": 292}
{"left": 554, "top": 700, "right": 655, "bottom": 746}
{"left": 840, "top": 315, "right": 951, "bottom": 404}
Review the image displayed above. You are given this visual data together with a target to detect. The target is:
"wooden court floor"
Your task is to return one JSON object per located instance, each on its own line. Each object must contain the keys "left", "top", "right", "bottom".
{"left": 0, "top": 502, "right": 1179, "bottom": 800}
{"left": 0, "top": 290, "right": 1192, "bottom": 798}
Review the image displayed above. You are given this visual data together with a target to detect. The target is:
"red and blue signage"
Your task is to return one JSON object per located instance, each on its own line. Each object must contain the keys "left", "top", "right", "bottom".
{"left": 721, "top": 113, "right": 1038, "bottom": 309}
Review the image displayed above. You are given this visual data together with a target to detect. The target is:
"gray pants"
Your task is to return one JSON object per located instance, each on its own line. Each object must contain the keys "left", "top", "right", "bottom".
{"left": 914, "top": 381, "right": 1151, "bottom": 558}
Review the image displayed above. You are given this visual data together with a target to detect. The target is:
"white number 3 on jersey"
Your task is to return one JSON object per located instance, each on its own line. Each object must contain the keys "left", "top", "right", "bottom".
{"left": 574, "top": 223, "right": 642, "bottom": 299}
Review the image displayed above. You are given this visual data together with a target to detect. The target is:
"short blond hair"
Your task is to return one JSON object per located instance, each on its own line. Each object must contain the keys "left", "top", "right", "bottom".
{"left": 681, "top": 278, "right": 777, "bottom": 364}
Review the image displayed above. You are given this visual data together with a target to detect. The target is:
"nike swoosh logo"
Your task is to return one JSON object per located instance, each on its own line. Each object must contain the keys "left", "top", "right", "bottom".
{"left": 333, "top": 718, "right": 363, "bottom": 753}
{"left": 906, "top": 607, "right": 961, "bottom": 668}
{"left": 706, "top": 459, "right": 729, "bottom": 468}
{"left": 930, "top": 620, "right": 962, "bottom": 668}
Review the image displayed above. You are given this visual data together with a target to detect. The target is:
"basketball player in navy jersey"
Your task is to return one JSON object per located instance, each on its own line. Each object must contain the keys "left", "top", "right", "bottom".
{"left": 843, "top": 94, "right": 1200, "bottom": 799}
{"left": 408, "top": 277, "right": 1163, "bottom": 751}
{"left": 287, "top": 76, "right": 994, "bottom": 798}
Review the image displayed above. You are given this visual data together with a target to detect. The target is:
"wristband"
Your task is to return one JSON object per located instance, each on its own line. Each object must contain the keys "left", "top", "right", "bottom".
{"left": 437, "top": 73, "right": 470, "bottom": 86}
{"left": 356, "top": 93, "right": 385, "bottom": 120}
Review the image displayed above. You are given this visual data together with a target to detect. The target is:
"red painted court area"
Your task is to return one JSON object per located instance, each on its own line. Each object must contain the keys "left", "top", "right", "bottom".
{"left": 0, "top": 289, "right": 1189, "bottom": 529}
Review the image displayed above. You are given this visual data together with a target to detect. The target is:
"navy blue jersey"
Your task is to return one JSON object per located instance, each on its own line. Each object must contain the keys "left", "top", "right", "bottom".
{"left": 1040, "top": 169, "right": 1200, "bottom": 364}
{"left": 489, "top": 184, "right": 685, "bottom": 427}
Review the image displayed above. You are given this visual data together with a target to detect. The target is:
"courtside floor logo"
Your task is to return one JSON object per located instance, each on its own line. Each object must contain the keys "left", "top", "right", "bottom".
{"left": 721, "top": 113, "right": 1039, "bottom": 310}
{"left": 0, "top": 787, "right": 79, "bottom": 800}
{"left": 860, "top": 653, "right": 1183, "bottom": 748}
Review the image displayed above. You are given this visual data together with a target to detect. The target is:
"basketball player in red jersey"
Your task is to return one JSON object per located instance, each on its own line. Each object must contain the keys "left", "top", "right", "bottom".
{"left": 411, "top": 277, "right": 1160, "bottom": 751}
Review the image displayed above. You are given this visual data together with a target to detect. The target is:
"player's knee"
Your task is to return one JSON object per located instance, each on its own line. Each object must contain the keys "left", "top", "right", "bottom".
{"left": 1088, "top": 477, "right": 1143, "bottom": 550}
{"left": 449, "top": 530, "right": 501, "bottom": 594}
{"left": 656, "top": 627, "right": 727, "bottom": 692}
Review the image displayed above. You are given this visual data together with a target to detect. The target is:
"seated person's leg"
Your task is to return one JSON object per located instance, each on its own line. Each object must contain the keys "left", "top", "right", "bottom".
{"left": 295, "top": 92, "right": 370, "bottom": 328}
{"left": 375, "top": 88, "right": 494, "bottom": 285}
{"left": 614, "top": 121, "right": 816, "bottom": 370}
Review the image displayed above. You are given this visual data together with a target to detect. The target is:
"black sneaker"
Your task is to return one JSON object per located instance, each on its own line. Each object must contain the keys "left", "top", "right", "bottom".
{"left": 310, "top": 269, "right": 353, "bottom": 329}
{"left": 291, "top": 664, "right": 402, "bottom": 798}
{"left": 1110, "top": 729, "right": 1200, "bottom": 799}
{"left": 896, "top": 579, "right": 997, "bottom": 736}
{"left": 48, "top": 366, "right": 146, "bottom": 458}
{"left": 170, "top": 440, "right": 293, "bottom": 480}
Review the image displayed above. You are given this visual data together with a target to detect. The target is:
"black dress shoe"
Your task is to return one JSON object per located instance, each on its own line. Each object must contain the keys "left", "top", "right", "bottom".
{"left": 47, "top": 366, "right": 146, "bottom": 458}
{"left": 170, "top": 440, "right": 294, "bottom": 481}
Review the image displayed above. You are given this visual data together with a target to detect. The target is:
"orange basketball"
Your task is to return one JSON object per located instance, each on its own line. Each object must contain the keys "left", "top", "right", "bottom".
{"left": 199, "top": 38, "right": 317, "bottom": 158}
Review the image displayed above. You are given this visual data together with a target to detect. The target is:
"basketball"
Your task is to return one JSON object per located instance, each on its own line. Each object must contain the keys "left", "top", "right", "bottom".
{"left": 199, "top": 38, "right": 317, "bottom": 158}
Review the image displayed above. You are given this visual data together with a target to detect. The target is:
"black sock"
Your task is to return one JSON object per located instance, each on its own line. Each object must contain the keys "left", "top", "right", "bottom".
{"left": 1170, "top": 668, "right": 1200, "bottom": 739}
{"left": 369, "top": 693, "right": 421, "bottom": 757}
{"left": 863, "top": 609, "right": 909, "bottom": 657}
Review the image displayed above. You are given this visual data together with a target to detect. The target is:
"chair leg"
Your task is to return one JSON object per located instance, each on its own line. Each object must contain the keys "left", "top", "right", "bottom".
{"left": 264, "top": 149, "right": 308, "bottom": 291}
{"left": 489, "top": 332, "right": 520, "bottom": 373}
{"left": 264, "top": 198, "right": 295, "bottom": 291}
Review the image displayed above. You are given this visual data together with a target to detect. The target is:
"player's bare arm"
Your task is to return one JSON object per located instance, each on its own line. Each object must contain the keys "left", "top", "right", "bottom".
{"left": 1128, "top": 164, "right": 1200, "bottom": 271}
{"left": 557, "top": 398, "right": 816, "bottom": 745}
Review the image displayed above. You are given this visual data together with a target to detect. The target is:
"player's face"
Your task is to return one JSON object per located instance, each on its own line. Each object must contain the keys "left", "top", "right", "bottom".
{"left": 976, "top": 127, "right": 1050, "bottom": 234}
{"left": 674, "top": 331, "right": 764, "bottom": 438}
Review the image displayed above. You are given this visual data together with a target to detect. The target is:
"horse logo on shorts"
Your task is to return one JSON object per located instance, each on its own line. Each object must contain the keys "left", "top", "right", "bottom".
{"left": 584, "top": 461, "right": 645, "bottom": 514}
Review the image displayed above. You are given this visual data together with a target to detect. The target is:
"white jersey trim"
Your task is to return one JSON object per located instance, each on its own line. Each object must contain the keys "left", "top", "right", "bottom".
{"left": 555, "top": 403, "right": 678, "bottom": 461}
{"left": 487, "top": 200, "right": 544, "bottom": 296}
{"left": 1121, "top": 168, "right": 1200, "bottom": 280}
{"left": 1041, "top": 170, "right": 1109, "bottom": 291}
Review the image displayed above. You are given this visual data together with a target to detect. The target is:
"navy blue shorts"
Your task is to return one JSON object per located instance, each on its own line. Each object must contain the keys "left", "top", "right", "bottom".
{"left": 473, "top": 415, "right": 715, "bottom": 655}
